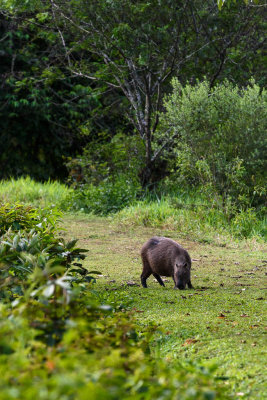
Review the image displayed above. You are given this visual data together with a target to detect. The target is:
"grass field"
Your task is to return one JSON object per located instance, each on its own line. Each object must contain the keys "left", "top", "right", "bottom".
{"left": 62, "top": 214, "right": 266, "bottom": 399}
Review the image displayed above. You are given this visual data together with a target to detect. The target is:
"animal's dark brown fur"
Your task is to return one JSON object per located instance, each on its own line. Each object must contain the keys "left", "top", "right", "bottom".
{"left": 141, "top": 237, "right": 193, "bottom": 289}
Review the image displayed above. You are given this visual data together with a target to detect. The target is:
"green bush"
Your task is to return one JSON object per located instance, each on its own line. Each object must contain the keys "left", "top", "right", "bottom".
{"left": 157, "top": 79, "right": 267, "bottom": 210}
{"left": 0, "top": 203, "right": 60, "bottom": 235}
{"left": 0, "top": 203, "right": 88, "bottom": 302}
{"left": 65, "top": 132, "right": 145, "bottom": 187}
{"left": 62, "top": 175, "right": 140, "bottom": 214}
{"left": 0, "top": 300, "right": 230, "bottom": 400}
{"left": 61, "top": 132, "right": 143, "bottom": 214}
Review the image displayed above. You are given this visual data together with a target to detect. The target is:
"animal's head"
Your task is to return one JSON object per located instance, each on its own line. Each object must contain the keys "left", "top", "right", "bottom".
{"left": 174, "top": 261, "right": 191, "bottom": 290}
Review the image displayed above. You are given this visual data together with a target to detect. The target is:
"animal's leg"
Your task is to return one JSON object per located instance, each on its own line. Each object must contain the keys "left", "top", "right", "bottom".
{"left": 141, "top": 270, "right": 151, "bottom": 288}
{"left": 152, "top": 273, "right": 165, "bottom": 287}
{"left": 187, "top": 280, "right": 194, "bottom": 289}
{"left": 141, "top": 257, "right": 152, "bottom": 288}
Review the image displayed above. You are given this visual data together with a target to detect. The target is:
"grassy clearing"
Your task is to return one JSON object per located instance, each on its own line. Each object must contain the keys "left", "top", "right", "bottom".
{"left": 62, "top": 214, "right": 267, "bottom": 399}
{"left": 0, "top": 177, "right": 71, "bottom": 208}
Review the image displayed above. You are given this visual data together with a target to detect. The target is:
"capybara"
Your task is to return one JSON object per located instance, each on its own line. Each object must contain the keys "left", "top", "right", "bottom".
{"left": 141, "top": 236, "right": 193, "bottom": 289}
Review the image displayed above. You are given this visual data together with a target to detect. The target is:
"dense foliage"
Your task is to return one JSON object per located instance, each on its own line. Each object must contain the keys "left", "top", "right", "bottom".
{"left": 0, "top": 203, "right": 88, "bottom": 301}
{"left": 157, "top": 79, "right": 266, "bottom": 210}
{"left": 0, "top": 0, "right": 266, "bottom": 183}
{"left": 0, "top": 14, "right": 86, "bottom": 179}
{"left": 0, "top": 10, "right": 127, "bottom": 180}
{"left": 0, "top": 204, "right": 230, "bottom": 398}
{"left": 60, "top": 80, "right": 266, "bottom": 238}
{"left": 63, "top": 133, "right": 143, "bottom": 214}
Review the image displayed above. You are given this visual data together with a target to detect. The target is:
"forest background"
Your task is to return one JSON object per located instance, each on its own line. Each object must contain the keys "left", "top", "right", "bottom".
{"left": 0, "top": 0, "right": 266, "bottom": 240}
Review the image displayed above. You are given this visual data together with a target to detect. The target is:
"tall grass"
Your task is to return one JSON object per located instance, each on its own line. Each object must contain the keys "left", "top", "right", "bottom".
{"left": 0, "top": 177, "right": 71, "bottom": 208}
{"left": 114, "top": 197, "right": 266, "bottom": 242}
{"left": 0, "top": 178, "right": 265, "bottom": 241}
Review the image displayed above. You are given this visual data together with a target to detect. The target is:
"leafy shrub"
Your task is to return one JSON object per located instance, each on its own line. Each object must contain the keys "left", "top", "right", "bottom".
{"left": 1, "top": 271, "right": 230, "bottom": 400}
{"left": 157, "top": 79, "right": 267, "bottom": 210}
{"left": 0, "top": 229, "right": 87, "bottom": 276}
{"left": 65, "top": 132, "right": 145, "bottom": 187}
{"left": 61, "top": 132, "right": 144, "bottom": 214}
{"left": 0, "top": 204, "right": 88, "bottom": 301}
{"left": 62, "top": 175, "right": 140, "bottom": 214}
{"left": 0, "top": 203, "right": 60, "bottom": 235}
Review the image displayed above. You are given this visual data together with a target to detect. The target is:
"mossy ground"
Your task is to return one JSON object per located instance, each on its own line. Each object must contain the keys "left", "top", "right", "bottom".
{"left": 62, "top": 214, "right": 266, "bottom": 399}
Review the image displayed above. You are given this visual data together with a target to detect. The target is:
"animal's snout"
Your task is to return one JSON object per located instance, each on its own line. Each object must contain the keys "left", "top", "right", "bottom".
{"left": 177, "top": 282, "right": 186, "bottom": 290}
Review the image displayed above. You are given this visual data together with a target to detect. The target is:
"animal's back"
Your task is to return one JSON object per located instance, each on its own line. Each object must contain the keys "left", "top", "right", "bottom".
{"left": 141, "top": 236, "right": 187, "bottom": 276}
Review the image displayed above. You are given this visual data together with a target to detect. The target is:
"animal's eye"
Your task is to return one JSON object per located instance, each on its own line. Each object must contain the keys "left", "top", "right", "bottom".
{"left": 183, "top": 263, "right": 187, "bottom": 268}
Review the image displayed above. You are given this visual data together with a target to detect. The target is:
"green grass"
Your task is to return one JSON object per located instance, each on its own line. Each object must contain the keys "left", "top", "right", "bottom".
{"left": 0, "top": 176, "right": 71, "bottom": 208}
{"left": 114, "top": 197, "right": 266, "bottom": 241}
{"left": 62, "top": 214, "right": 267, "bottom": 399}
{"left": 1, "top": 178, "right": 265, "bottom": 241}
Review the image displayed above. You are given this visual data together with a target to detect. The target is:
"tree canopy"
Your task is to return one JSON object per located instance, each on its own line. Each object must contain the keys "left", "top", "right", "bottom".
{"left": 0, "top": 0, "right": 266, "bottom": 183}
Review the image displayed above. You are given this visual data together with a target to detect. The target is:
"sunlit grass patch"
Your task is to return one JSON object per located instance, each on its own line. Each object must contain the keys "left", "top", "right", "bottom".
{"left": 0, "top": 176, "right": 71, "bottom": 208}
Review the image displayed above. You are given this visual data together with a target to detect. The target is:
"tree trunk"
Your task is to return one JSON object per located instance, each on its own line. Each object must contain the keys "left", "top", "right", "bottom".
{"left": 140, "top": 92, "right": 153, "bottom": 187}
